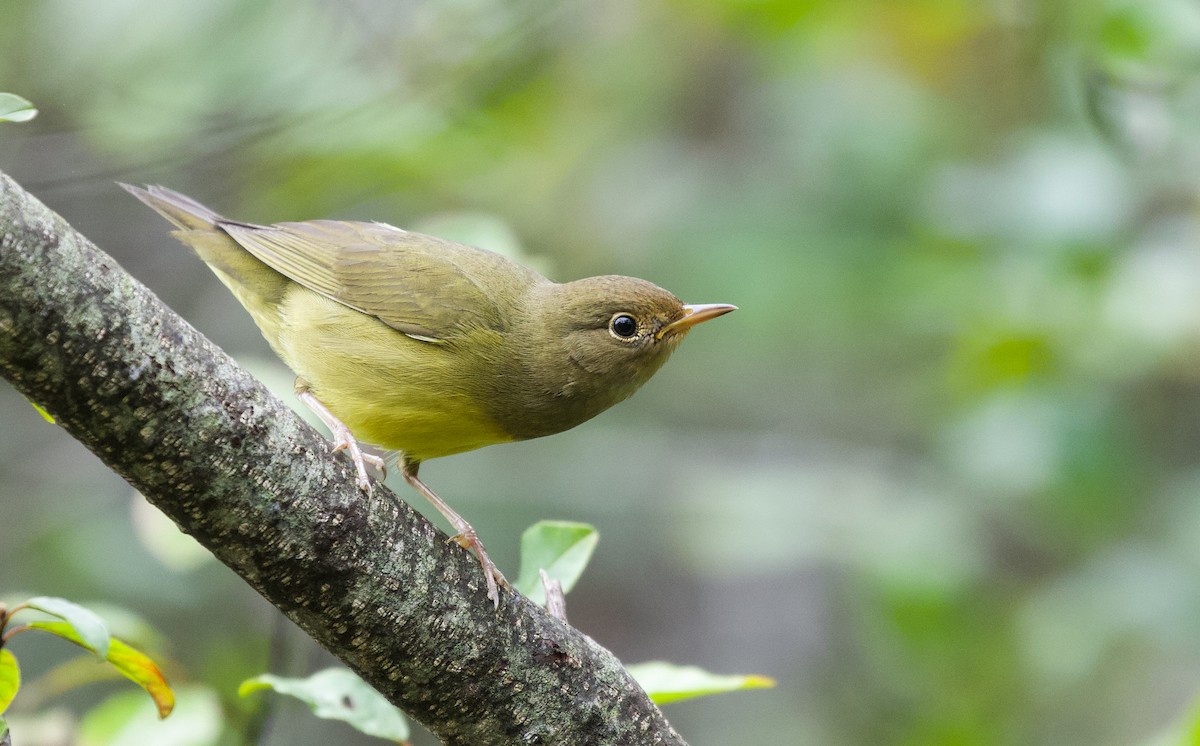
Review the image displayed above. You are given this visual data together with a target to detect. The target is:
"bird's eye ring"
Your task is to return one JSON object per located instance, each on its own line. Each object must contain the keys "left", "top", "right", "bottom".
{"left": 609, "top": 313, "right": 638, "bottom": 339}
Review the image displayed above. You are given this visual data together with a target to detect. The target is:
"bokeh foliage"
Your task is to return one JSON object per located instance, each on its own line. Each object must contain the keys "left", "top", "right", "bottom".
{"left": 6, "top": 0, "right": 1200, "bottom": 743}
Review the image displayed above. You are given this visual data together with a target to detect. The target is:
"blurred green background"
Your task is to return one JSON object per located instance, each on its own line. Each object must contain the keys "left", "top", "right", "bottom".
{"left": 5, "top": 0, "right": 1200, "bottom": 743}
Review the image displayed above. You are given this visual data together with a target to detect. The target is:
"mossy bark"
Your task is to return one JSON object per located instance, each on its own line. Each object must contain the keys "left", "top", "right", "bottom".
{"left": 0, "top": 170, "right": 685, "bottom": 745}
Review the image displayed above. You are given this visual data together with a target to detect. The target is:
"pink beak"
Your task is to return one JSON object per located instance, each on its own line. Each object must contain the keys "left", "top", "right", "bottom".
{"left": 657, "top": 303, "right": 737, "bottom": 339}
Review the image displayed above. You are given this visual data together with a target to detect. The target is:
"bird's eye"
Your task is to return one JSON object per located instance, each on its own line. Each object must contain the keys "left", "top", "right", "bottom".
{"left": 609, "top": 313, "right": 638, "bottom": 339}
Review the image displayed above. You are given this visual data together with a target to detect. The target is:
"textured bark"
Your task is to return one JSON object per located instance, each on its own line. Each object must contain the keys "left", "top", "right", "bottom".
{"left": 0, "top": 170, "right": 685, "bottom": 745}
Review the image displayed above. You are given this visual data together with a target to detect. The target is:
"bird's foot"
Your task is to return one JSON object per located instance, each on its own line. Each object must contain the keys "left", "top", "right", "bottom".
{"left": 296, "top": 387, "right": 385, "bottom": 492}
{"left": 447, "top": 527, "right": 510, "bottom": 607}
{"left": 403, "top": 464, "right": 508, "bottom": 608}
{"left": 329, "top": 431, "right": 387, "bottom": 492}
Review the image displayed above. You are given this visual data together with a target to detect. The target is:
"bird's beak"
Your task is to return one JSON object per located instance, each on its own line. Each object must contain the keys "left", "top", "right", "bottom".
{"left": 657, "top": 303, "right": 737, "bottom": 339}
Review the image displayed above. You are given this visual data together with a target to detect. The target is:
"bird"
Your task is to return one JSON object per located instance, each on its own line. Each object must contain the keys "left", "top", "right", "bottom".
{"left": 122, "top": 183, "right": 736, "bottom": 606}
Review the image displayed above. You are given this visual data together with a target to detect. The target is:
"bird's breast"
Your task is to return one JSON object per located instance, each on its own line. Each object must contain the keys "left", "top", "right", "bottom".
{"left": 276, "top": 290, "right": 517, "bottom": 460}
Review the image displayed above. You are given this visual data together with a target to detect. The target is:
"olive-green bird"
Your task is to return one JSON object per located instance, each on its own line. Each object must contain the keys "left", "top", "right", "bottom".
{"left": 123, "top": 183, "right": 735, "bottom": 606}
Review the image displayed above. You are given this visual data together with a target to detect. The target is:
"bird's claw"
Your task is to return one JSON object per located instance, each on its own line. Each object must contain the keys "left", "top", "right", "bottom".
{"left": 449, "top": 528, "right": 510, "bottom": 606}
{"left": 403, "top": 464, "right": 507, "bottom": 608}
{"left": 296, "top": 388, "right": 385, "bottom": 491}
{"left": 330, "top": 431, "right": 386, "bottom": 492}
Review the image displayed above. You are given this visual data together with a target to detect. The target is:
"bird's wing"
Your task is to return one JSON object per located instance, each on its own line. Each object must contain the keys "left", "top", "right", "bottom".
{"left": 219, "top": 219, "right": 527, "bottom": 342}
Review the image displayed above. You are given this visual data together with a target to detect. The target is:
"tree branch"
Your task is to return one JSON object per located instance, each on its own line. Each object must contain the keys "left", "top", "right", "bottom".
{"left": 0, "top": 170, "right": 685, "bottom": 745}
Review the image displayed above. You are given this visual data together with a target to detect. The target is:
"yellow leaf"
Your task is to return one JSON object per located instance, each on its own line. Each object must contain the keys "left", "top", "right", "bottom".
{"left": 28, "top": 621, "right": 173, "bottom": 718}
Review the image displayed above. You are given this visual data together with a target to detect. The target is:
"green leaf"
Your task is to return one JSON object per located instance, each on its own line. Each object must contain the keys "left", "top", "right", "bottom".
{"left": 27, "top": 621, "right": 174, "bottom": 718}
{"left": 25, "top": 597, "right": 110, "bottom": 659}
{"left": 77, "top": 685, "right": 218, "bottom": 746}
{"left": 28, "top": 400, "right": 55, "bottom": 423}
{"left": 240, "top": 668, "right": 409, "bottom": 742}
{"left": 0, "top": 649, "right": 18, "bottom": 713}
{"left": 513, "top": 521, "right": 598, "bottom": 605}
{"left": 626, "top": 661, "right": 775, "bottom": 705}
{"left": 0, "top": 93, "right": 37, "bottom": 123}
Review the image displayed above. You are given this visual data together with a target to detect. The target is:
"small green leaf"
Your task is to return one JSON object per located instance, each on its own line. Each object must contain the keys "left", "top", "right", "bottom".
{"left": 240, "top": 668, "right": 409, "bottom": 742}
{"left": 25, "top": 597, "right": 110, "bottom": 659}
{"left": 0, "top": 93, "right": 37, "bottom": 123}
{"left": 27, "top": 621, "right": 173, "bottom": 718}
{"left": 513, "top": 521, "right": 598, "bottom": 605}
{"left": 28, "top": 400, "right": 55, "bottom": 423}
{"left": 0, "top": 649, "right": 19, "bottom": 713}
{"left": 626, "top": 661, "right": 775, "bottom": 705}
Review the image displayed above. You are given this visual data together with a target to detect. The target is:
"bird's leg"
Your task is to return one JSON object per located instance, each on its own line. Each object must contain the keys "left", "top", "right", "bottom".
{"left": 295, "top": 382, "right": 386, "bottom": 492}
{"left": 402, "top": 460, "right": 508, "bottom": 607}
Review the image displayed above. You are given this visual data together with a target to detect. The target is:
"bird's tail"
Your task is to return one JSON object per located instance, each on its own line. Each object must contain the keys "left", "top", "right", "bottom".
{"left": 119, "top": 183, "right": 227, "bottom": 231}
{"left": 121, "top": 183, "right": 292, "bottom": 345}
